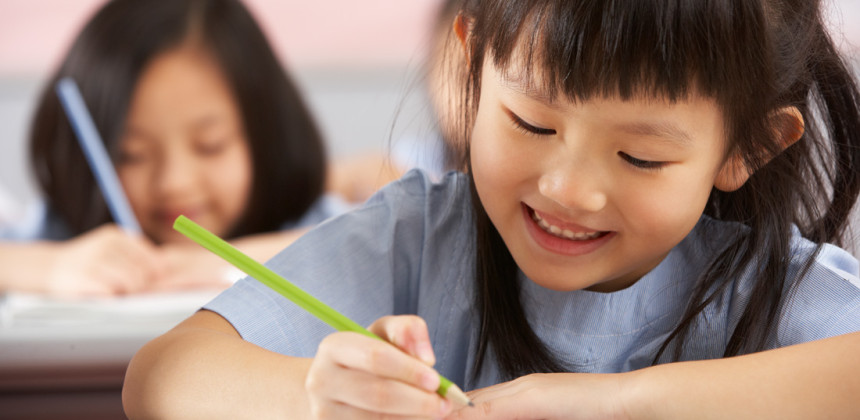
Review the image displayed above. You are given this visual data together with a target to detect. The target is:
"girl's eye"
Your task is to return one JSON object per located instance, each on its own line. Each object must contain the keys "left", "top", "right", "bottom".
{"left": 196, "top": 139, "right": 228, "bottom": 156}
{"left": 118, "top": 148, "right": 149, "bottom": 166}
{"left": 119, "top": 153, "right": 144, "bottom": 165}
{"left": 508, "top": 111, "right": 556, "bottom": 136}
{"left": 618, "top": 152, "right": 667, "bottom": 171}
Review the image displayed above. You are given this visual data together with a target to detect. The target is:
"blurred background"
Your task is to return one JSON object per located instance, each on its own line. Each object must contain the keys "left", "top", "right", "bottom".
{"left": 0, "top": 0, "right": 448, "bottom": 210}
{"left": 0, "top": 0, "right": 858, "bottom": 241}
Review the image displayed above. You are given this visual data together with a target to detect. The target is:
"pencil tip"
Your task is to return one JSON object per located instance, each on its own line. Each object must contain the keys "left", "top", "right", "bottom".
{"left": 446, "top": 384, "right": 473, "bottom": 407}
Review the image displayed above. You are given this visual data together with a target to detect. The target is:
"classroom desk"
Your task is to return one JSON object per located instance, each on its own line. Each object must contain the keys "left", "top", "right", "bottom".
{"left": 0, "top": 291, "right": 218, "bottom": 420}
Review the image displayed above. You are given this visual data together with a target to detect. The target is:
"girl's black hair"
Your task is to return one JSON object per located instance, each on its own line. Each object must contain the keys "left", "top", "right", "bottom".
{"left": 452, "top": 0, "right": 860, "bottom": 380}
{"left": 29, "top": 0, "right": 327, "bottom": 239}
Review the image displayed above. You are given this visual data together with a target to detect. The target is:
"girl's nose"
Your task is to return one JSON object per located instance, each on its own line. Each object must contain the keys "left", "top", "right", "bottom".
{"left": 537, "top": 161, "right": 608, "bottom": 213}
{"left": 155, "top": 148, "right": 196, "bottom": 196}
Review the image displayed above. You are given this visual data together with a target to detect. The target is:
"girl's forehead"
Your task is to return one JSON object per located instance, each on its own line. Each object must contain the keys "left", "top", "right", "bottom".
{"left": 496, "top": 64, "right": 554, "bottom": 103}
{"left": 489, "top": 53, "right": 712, "bottom": 108}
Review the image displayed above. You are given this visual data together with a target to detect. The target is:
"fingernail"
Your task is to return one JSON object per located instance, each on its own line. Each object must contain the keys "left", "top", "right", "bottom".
{"left": 420, "top": 370, "right": 439, "bottom": 391}
{"left": 439, "top": 398, "right": 451, "bottom": 415}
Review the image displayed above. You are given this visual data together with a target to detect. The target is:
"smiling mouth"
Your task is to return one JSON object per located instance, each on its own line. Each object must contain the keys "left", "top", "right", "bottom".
{"left": 159, "top": 209, "right": 200, "bottom": 225}
{"left": 529, "top": 208, "right": 608, "bottom": 241}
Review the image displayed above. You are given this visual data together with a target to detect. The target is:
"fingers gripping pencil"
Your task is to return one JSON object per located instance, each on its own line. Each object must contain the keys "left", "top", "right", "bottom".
{"left": 173, "top": 215, "right": 473, "bottom": 407}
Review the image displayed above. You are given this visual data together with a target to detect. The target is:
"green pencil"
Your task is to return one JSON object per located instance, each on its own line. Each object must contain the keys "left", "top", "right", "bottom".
{"left": 173, "top": 215, "right": 472, "bottom": 408}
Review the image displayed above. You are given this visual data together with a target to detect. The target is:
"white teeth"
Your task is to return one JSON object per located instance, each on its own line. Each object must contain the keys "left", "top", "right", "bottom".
{"left": 531, "top": 210, "right": 602, "bottom": 241}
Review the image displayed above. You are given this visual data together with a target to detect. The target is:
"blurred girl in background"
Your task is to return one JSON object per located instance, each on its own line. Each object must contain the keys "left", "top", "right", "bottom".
{"left": 0, "top": 0, "right": 355, "bottom": 297}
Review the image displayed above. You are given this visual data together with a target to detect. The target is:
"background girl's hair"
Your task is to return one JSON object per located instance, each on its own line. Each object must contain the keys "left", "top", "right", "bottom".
{"left": 29, "top": 0, "right": 327, "bottom": 239}
{"left": 455, "top": 0, "right": 860, "bottom": 380}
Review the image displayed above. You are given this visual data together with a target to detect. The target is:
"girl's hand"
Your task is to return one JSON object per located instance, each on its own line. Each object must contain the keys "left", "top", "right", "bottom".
{"left": 45, "top": 224, "right": 162, "bottom": 298}
{"left": 148, "top": 244, "right": 233, "bottom": 292}
{"left": 305, "top": 315, "right": 455, "bottom": 419}
{"left": 447, "top": 372, "right": 630, "bottom": 420}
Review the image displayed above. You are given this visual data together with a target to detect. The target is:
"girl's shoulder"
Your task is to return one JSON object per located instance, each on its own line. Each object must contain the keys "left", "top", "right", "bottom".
{"left": 693, "top": 215, "right": 859, "bottom": 284}
{"left": 355, "top": 168, "right": 473, "bottom": 225}
{"left": 204, "top": 170, "right": 476, "bottom": 356}
{"left": 777, "top": 230, "right": 860, "bottom": 343}
{"left": 692, "top": 215, "right": 860, "bottom": 346}
{"left": 789, "top": 228, "right": 859, "bottom": 287}
{"left": 365, "top": 169, "right": 470, "bottom": 202}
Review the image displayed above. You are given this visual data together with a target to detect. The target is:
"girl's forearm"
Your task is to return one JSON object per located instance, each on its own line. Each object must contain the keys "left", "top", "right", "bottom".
{"left": 231, "top": 229, "right": 310, "bottom": 261}
{"left": 624, "top": 331, "right": 860, "bottom": 419}
{"left": 123, "top": 310, "right": 313, "bottom": 419}
{"left": 0, "top": 242, "right": 57, "bottom": 293}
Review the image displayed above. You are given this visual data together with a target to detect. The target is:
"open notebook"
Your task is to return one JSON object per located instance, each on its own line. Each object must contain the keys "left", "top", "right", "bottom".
{"left": 0, "top": 290, "right": 221, "bottom": 329}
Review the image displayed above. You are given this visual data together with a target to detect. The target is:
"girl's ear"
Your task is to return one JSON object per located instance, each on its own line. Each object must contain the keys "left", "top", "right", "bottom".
{"left": 713, "top": 154, "right": 751, "bottom": 192}
{"left": 714, "top": 106, "right": 804, "bottom": 192}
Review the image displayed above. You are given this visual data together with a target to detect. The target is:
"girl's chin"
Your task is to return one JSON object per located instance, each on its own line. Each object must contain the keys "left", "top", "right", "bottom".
{"left": 523, "top": 269, "right": 637, "bottom": 293}
{"left": 518, "top": 263, "right": 599, "bottom": 291}
{"left": 150, "top": 229, "right": 192, "bottom": 246}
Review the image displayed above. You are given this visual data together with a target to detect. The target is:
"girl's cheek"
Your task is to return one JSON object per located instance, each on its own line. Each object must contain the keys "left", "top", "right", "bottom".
{"left": 471, "top": 124, "right": 510, "bottom": 175}
{"left": 119, "top": 168, "right": 148, "bottom": 214}
{"left": 210, "top": 150, "right": 253, "bottom": 220}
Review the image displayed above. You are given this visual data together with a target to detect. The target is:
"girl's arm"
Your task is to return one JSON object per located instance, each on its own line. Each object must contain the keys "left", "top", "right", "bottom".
{"left": 123, "top": 311, "right": 452, "bottom": 419}
{"left": 0, "top": 225, "right": 161, "bottom": 297}
{"left": 625, "top": 331, "right": 860, "bottom": 419}
{"left": 152, "top": 229, "right": 309, "bottom": 292}
{"left": 122, "top": 309, "right": 314, "bottom": 419}
{"left": 0, "top": 242, "right": 63, "bottom": 293}
{"left": 449, "top": 331, "right": 860, "bottom": 419}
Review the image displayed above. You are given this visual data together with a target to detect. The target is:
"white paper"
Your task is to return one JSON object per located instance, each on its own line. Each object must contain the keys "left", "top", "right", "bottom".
{"left": 0, "top": 289, "right": 220, "bottom": 328}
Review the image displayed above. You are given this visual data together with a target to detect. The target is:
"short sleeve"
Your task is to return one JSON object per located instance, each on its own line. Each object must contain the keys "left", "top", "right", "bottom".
{"left": 203, "top": 170, "right": 471, "bottom": 357}
{"left": 774, "top": 243, "right": 860, "bottom": 347}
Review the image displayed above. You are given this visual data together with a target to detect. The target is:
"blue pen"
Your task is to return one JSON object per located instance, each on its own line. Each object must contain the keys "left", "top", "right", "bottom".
{"left": 56, "top": 77, "right": 142, "bottom": 235}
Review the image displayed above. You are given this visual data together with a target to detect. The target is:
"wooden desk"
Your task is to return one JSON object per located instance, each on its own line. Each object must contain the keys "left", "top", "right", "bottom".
{"left": 0, "top": 292, "right": 217, "bottom": 419}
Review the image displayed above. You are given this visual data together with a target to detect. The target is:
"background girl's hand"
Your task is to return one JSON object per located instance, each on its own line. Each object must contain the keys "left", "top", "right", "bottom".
{"left": 305, "top": 315, "right": 454, "bottom": 419}
{"left": 148, "top": 244, "right": 233, "bottom": 292}
{"left": 45, "top": 224, "right": 162, "bottom": 298}
{"left": 447, "top": 372, "right": 630, "bottom": 420}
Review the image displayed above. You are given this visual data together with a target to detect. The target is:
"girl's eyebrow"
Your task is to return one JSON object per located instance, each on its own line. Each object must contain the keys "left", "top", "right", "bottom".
{"left": 192, "top": 114, "right": 222, "bottom": 130}
{"left": 500, "top": 76, "right": 563, "bottom": 110}
{"left": 123, "top": 124, "right": 156, "bottom": 142}
{"left": 615, "top": 121, "right": 693, "bottom": 146}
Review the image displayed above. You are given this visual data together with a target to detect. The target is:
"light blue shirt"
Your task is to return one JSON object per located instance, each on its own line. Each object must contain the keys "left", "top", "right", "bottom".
{"left": 204, "top": 170, "right": 860, "bottom": 390}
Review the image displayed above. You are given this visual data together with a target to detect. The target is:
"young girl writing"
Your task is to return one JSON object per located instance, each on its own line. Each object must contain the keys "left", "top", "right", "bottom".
{"left": 124, "top": 0, "right": 860, "bottom": 418}
{"left": 0, "top": 0, "right": 356, "bottom": 298}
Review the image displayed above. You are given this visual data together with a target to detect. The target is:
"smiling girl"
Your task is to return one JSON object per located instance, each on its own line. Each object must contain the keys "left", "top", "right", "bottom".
{"left": 125, "top": 0, "right": 860, "bottom": 418}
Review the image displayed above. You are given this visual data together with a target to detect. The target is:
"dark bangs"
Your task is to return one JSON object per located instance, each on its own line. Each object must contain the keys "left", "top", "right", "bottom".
{"left": 462, "top": 0, "right": 778, "bottom": 162}
{"left": 467, "top": 0, "right": 772, "bottom": 99}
